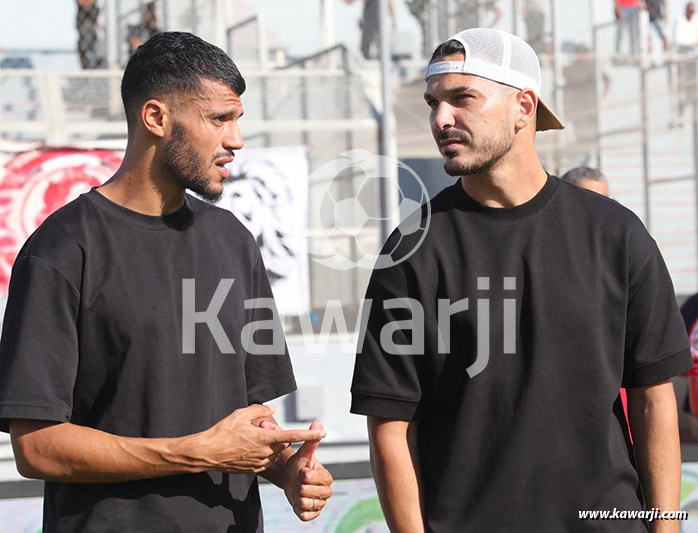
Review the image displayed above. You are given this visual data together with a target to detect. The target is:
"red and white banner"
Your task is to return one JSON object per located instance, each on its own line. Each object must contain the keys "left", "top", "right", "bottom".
{"left": 0, "top": 145, "right": 310, "bottom": 317}
{"left": 0, "top": 147, "right": 123, "bottom": 294}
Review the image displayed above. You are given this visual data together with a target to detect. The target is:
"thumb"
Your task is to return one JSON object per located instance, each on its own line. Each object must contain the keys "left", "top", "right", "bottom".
{"left": 296, "top": 420, "right": 324, "bottom": 469}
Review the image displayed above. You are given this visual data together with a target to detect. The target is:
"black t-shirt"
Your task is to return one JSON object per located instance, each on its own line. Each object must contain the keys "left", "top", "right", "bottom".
{"left": 0, "top": 188, "right": 296, "bottom": 531}
{"left": 351, "top": 176, "right": 692, "bottom": 532}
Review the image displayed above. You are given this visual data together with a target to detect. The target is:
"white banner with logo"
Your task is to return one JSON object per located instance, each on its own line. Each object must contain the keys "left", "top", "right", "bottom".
{"left": 221, "top": 146, "right": 310, "bottom": 317}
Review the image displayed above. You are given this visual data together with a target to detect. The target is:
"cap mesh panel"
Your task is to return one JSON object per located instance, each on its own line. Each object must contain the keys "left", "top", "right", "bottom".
{"left": 509, "top": 34, "right": 541, "bottom": 85}
{"left": 464, "top": 28, "right": 504, "bottom": 65}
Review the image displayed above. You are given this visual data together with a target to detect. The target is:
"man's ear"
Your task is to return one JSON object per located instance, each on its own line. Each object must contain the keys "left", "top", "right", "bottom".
{"left": 515, "top": 88, "right": 537, "bottom": 132}
{"left": 140, "top": 99, "right": 170, "bottom": 138}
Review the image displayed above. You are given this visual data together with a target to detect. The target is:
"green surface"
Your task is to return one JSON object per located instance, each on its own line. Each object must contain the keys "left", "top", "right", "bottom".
{"left": 335, "top": 497, "right": 386, "bottom": 533}
{"left": 682, "top": 479, "right": 698, "bottom": 502}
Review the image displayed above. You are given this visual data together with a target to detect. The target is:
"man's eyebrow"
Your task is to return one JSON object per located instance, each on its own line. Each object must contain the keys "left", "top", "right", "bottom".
{"left": 424, "top": 86, "right": 479, "bottom": 101}
{"left": 209, "top": 108, "right": 242, "bottom": 118}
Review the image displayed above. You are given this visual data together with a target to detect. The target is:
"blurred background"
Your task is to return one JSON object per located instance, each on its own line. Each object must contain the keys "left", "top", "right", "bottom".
{"left": 4, "top": 0, "right": 698, "bottom": 530}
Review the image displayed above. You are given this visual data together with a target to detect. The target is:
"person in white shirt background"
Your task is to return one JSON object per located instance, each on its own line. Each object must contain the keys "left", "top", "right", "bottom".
{"left": 674, "top": 2, "right": 698, "bottom": 117}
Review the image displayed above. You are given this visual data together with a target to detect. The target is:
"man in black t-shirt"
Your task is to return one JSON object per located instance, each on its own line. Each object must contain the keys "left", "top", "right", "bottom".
{"left": 0, "top": 32, "right": 332, "bottom": 531}
{"left": 351, "top": 28, "right": 691, "bottom": 531}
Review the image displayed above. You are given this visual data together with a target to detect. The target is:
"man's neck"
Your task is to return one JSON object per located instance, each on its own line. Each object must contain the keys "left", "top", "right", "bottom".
{"left": 459, "top": 157, "right": 548, "bottom": 208}
{"left": 97, "top": 148, "right": 186, "bottom": 216}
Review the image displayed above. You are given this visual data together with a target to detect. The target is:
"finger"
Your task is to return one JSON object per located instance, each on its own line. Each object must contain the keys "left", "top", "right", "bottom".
{"left": 296, "top": 421, "right": 323, "bottom": 468}
{"left": 237, "top": 404, "right": 275, "bottom": 420}
{"left": 295, "top": 496, "right": 327, "bottom": 513}
{"left": 300, "top": 465, "right": 333, "bottom": 486}
{"left": 298, "top": 483, "right": 332, "bottom": 500}
{"left": 267, "top": 428, "right": 326, "bottom": 444}
{"left": 292, "top": 500, "right": 324, "bottom": 522}
{"left": 296, "top": 509, "right": 322, "bottom": 522}
{"left": 268, "top": 441, "right": 288, "bottom": 457}
{"left": 259, "top": 420, "right": 279, "bottom": 430}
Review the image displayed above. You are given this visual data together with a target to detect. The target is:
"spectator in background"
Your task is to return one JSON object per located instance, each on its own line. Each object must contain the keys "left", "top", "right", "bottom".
{"left": 646, "top": 0, "right": 670, "bottom": 52}
{"left": 457, "top": 0, "right": 503, "bottom": 30}
{"left": 127, "top": 2, "right": 161, "bottom": 58}
{"left": 615, "top": 0, "right": 641, "bottom": 58}
{"left": 674, "top": 2, "right": 698, "bottom": 119}
{"left": 522, "top": 0, "right": 547, "bottom": 55}
{"left": 344, "top": 0, "right": 395, "bottom": 60}
{"left": 562, "top": 44, "right": 611, "bottom": 166}
{"left": 560, "top": 166, "right": 610, "bottom": 197}
{"left": 76, "top": 0, "right": 105, "bottom": 69}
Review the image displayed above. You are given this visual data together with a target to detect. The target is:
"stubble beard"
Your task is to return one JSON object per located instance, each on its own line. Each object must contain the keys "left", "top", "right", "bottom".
{"left": 163, "top": 121, "right": 223, "bottom": 203}
{"left": 441, "top": 118, "right": 515, "bottom": 177}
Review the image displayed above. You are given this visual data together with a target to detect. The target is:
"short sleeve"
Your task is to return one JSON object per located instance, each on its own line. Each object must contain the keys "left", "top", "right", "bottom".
{"left": 243, "top": 256, "right": 296, "bottom": 405}
{"left": 0, "top": 255, "right": 80, "bottom": 432}
{"left": 622, "top": 230, "right": 693, "bottom": 387}
{"left": 351, "top": 266, "right": 425, "bottom": 421}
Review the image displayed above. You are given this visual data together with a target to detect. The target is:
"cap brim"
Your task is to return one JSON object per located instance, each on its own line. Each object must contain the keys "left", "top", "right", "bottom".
{"left": 536, "top": 98, "right": 564, "bottom": 131}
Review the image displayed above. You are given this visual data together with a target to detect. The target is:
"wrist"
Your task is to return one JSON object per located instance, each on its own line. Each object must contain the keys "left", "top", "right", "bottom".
{"left": 161, "top": 433, "right": 209, "bottom": 475}
{"left": 263, "top": 446, "right": 295, "bottom": 488}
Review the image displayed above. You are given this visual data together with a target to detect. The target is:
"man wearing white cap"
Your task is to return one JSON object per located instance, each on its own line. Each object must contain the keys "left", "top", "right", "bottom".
{"left": 351, "top": 28, "right": 691, "bottom": 531}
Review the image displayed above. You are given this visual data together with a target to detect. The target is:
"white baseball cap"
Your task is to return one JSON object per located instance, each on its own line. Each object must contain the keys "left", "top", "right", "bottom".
{"left": 425, "top": 28, "right": 564, "bottom": 132}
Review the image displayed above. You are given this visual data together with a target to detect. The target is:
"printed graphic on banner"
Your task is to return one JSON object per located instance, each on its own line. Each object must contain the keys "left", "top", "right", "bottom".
{"left": 221, "top": 146, "right": 310, "bottom": 316}
{"left": 0, "top": 148, "right": 123, "bottom": 294}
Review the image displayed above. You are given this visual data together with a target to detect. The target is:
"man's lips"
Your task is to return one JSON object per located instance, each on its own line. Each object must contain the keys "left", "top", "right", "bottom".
{"left": 439, "top": 138, "right": 465, "bottom": 151}
{"left": 214, "top": 156, "right": 234, "bottom": 166}
{"left": 439, "top": 139, "right": 462, "bottom": 147}
{"left": 214, "top": 157, "right": 234, "bottom": 179}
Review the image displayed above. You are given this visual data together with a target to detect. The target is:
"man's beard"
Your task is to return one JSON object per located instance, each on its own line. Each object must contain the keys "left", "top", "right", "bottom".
{"left": 439, "top": 121, "right": 514, "bottom": 177}
{"left": 163, "top": 121, "right": 224, "bottom": 203}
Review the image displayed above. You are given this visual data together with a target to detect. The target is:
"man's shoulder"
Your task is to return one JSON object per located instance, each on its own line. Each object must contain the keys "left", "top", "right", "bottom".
{"left": 555, "top": 177, "right": 644, "bottom": 227}
{"left": 9, "top": 194, "right": 95, "bottom": 292}
{"left": 21, "top": 193, "right": 94, "bottom": 258}
{"left": 187, "top": 194, "right": 260, "bottom": 252}
{"left": 189, "top": 194, "right": 246, "bottom": 227}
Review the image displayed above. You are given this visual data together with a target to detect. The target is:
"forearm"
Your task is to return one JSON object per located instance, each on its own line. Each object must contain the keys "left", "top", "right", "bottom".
{"left": 627, "top": 381, "right": 681, "bottom": 532}
{"left": 10, "top": 419, "right": 206, "bottom": 483}
{"left": 11, "top": 405, "right": 322, "bottom": 485}
{"left": 368, "top": 417, "right": 424, "bottom": 532}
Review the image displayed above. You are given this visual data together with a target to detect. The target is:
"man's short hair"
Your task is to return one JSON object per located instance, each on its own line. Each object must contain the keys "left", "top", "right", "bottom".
{"left": 561, "top": 167, "right": 608, "bottom": 185}
{"left": 429, "top": 39, "right": 465, "bottom": 63}
{"left": 121, "top": 31, "right": 246, "bottom": 128}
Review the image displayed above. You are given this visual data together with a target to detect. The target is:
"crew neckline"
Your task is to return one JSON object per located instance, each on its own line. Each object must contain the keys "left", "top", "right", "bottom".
{"left": 455, "top": 173, "right": 558, "bottom": 220}
{"left": 84, "top": 187, "right": 194, "bottom": 230}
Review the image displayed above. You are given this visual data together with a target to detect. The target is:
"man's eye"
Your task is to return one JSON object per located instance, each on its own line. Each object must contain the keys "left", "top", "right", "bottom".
{"left": 426, "top": 100, "right": 438, "bottom": 108}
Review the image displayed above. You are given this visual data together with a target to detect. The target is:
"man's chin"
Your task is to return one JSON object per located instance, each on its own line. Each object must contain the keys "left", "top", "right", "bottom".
{"left": 193, "top": 188, "right": 223, "bottom": 203}
{"left": 182, "top": 179, "right": 223, "bottom": 203}
{"left": 443, "top": 158, "right": 468, "bottom": 177}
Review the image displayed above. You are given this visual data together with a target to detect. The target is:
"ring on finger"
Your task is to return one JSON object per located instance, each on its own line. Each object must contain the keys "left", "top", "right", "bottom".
{"left": 311, "top": 498, "right": 318, "bottom": 511}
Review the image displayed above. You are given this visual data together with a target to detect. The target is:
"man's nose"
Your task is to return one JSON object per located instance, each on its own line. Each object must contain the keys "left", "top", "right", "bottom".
{"left": 432, "top": 102, "right": 456, "bottom": 131}
{"left": 223, "top": 122, "right": 244, "bottom": 150}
